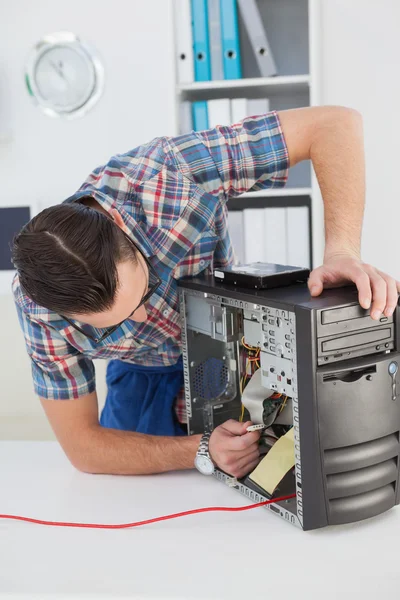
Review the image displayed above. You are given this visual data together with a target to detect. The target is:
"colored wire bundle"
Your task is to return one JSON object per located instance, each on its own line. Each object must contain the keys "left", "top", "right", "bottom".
{"left": 239, "top": 336, "right": 289, "bottom": 422}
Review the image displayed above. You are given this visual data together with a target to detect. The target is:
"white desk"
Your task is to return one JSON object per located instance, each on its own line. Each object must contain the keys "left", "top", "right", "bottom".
{"left": 0, "top": 442, "right": 399, "bottom": 600}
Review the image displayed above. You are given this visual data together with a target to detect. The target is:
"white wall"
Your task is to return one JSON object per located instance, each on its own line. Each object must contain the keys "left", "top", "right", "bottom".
{"left": 0, "top": 0, "right": 176, "bottom": 439}
{"left": 320, "top": 0, "right": 400, "bottom": 279}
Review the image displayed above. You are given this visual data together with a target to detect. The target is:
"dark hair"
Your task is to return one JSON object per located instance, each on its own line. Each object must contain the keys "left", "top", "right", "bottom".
{"left": 11, "top": 200, "right": 137, "bottom": 315}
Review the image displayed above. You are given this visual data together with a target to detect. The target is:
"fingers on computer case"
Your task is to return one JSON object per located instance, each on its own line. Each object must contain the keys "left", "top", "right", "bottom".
{"left": 178, "top": 275, "right": 400, "bottom": 531}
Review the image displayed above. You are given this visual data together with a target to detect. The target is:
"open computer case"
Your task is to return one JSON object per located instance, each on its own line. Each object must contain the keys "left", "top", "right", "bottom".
{"left": 178, "top": 273, "right": 400, "bottom": 531}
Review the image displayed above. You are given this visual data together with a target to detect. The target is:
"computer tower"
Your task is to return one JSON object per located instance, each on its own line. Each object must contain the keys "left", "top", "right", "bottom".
{"left": 178, "top": 275, "right": 400, "bottom": 530}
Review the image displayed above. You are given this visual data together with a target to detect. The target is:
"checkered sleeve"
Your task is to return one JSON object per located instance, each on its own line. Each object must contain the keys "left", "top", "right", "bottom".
{"left": 14, "top": 301, "right": 96, "bottom": 400}
{"left": 165, "top": 111, "right": 289, "bottom": 199}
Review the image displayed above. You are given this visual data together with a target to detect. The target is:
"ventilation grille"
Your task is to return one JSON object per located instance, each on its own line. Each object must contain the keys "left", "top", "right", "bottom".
{"left": 193, "top": 358, "right": 228, "bottom": 400}
{"left": 323, "top": 432, "right": 400, "bottom": 525}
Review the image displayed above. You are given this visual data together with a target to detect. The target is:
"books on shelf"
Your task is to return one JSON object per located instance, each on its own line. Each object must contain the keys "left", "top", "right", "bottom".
{"left": 176, "top": 0, "right": 277, "bottom": 83}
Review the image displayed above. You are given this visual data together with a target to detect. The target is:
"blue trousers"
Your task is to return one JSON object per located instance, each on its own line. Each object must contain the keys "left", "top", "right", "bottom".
{"left": 100, "top": 357, "right": 186, "bottom": 437}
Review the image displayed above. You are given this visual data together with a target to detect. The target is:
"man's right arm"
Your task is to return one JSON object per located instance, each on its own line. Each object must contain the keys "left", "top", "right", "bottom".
{"left": 41, "top": 391, "right": 261, "bottom": 477}
{"left": 41, "top": 390, "right": 201, "bottom": 475}
{"left": 13, "top": 292, "right": 260, "bottom": 478}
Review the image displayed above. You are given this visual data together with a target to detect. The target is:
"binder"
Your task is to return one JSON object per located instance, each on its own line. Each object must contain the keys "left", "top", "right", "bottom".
{"left": 227, "top": 210, "right": 245, "bottom": 264}
{"left": 263, "top": 207, "right": 287, "bottom": 264}
{"left": 207, "top": 98, "right": 231, "bottom": 128}
{"left": 243, "top": 208, "right": 265, "bottom": 263}
{"left": 237, "top": 0, "right": 277, "bottom": 77}
{"left": 207, "top": 0, "right": 224, "bottom": 80}
{"left": 286, "top": 206, "right": 310, "bottom": 268}
{"left": 179, "top": 101, "right": 193, "bottom": 134}
{"left": 192, "top": 101, "right": 209, "bottom": 131}
{"left": 173, "top": 0, "right": 194, "bottom": 83}
{"left": 230, "top": 98, "right": 247, "bottom": 123}
{"left": 191, "top": 0, "right": 212, "bottom": 81}
{"left": 220, "top": 0, "right": 242, "bottom": 80}
{"left": 246, "top": 98, "right": 270, "bottom": 117}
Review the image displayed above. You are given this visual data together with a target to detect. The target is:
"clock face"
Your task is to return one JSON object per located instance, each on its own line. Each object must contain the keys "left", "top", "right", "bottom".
{"left": 26, "top": 32, "right": 104, "bottom": 119}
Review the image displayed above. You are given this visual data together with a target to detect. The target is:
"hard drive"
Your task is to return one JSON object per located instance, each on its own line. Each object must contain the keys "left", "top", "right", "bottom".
{"left": 213, "top": 262, "right": 310, "bottom": 289}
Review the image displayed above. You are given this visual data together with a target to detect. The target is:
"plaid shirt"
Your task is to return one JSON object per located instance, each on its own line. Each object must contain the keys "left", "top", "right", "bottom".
{"left": 13, "top": 112, "right": 289, "bottom": 423}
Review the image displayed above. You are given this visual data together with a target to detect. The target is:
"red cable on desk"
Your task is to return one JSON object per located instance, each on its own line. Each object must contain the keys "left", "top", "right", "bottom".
{"left": 0, "top": 493, "right": 296, "bottom": 529}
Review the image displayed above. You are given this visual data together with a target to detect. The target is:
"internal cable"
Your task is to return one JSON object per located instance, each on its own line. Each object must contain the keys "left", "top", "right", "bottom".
{"left": 240, "top": 337, "right": 261, "bottom": 422}
{"left": 0, "top": 493, "right": 296, "bottom": 529}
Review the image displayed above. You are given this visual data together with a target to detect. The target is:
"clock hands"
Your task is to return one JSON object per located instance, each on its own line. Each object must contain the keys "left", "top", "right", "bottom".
{"left": 50, "top": 60, "right": 67, "bottom": 84}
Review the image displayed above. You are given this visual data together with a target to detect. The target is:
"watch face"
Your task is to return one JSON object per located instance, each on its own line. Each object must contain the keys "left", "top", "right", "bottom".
{"left": 25, "top": 31, "right": 104, "bottom": 119}
{"left": 195, "top": 454, "right": 215, "bottom": 475}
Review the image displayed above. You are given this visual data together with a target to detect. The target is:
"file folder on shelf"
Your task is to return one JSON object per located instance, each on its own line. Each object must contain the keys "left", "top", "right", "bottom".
{"left": 230, "top": 98, "right": 247, "bottom": 123}
{"left": 230, "top": 98, "right": 270, "bottom": 124}
{"left": 192, "top": 101, "right": 209, "bottom": 130}
{"left": 263, "top": 207, "right": 287, "bottom": 264}
{"left": 243, "top": 208, "right": 265, "bottom": 263}
{"left": 179, "top": 101, "right": 193, "bottom": 134}
{"left": 237, "top": 0, "right": 277, "bottom": 77}
{"left": 286, "top": 206, "right": 310, "bottom": 268}
{"left": 191, "top": 0, "right": 212, "bottom": 81}
{"left": 207, "top": 98, "right": 231, "bottom": 127}
{"left": 207, "top": 0, "right": 224, "bottom": 80}
{"left": 247, "top": 98, "right": 270, "bottom": 117}
{"left": 227, "top": 210, "right": 245, "bottom": 264}
{"left": 173, "top": 0, "right": 194, "bottom": 83}
{"left": 220, "top": 0, "right": 242, "bottom": 80}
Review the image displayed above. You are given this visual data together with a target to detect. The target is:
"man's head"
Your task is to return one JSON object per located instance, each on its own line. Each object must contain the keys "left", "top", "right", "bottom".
{"left": 12, "top": 199, "right": 151, "bottom": 328}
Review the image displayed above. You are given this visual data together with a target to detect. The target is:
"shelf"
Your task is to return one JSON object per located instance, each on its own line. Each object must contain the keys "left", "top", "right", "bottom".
{"left": 178, "top": 74, "right": 310, "bottom": 96}
{"left": 228, "top": 192, "right": 312, "bottom": 211}
{"left": 238, "top": 187, "right": 312, "bottom": 199}
{"left": 172, "top": 0, "right": 322, "bottom": 267}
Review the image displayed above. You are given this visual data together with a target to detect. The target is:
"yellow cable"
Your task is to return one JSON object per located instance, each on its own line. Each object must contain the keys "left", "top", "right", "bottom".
{"left": 239, "top": 357, "right": 252, "bottom": 422}
{"left": 278, "top": 395, "right": 288, "bottom": 415}
{"left": 241, "top": 336, "right": 259, "bottom": 353}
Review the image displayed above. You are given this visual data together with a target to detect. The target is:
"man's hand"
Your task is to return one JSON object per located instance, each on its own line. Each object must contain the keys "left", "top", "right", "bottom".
{"left": 308, "top": 252, "right": 400, "bottom": 320}
{"left": 209, "top": 420, "right": 261, "bottom": 478}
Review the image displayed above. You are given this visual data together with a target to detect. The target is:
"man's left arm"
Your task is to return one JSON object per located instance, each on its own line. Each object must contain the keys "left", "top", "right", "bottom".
{"left": 278, "top": 106, "right": 400, "bottom": 320}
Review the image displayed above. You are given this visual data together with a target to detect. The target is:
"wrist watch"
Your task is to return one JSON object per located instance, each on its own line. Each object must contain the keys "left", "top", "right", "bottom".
{"left": 194, "top": 432, "right": 215, "bottom": 475}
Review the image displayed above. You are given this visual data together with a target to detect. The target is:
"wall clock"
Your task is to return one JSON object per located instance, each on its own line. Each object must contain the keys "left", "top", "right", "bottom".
{"left": 25, "top": 31, "right": 104, "bottom": 119}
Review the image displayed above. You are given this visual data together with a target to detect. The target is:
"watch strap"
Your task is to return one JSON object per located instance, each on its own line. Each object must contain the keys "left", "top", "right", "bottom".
{"left": 197, "top": 432, "right": 212, "bottom": 457}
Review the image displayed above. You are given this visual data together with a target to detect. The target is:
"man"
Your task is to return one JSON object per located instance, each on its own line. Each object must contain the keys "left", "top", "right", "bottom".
{"left": 12, "top": 107, "right": 400, "bottom": 480}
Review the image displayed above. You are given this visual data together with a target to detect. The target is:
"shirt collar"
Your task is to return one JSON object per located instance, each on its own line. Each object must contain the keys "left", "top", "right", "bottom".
{"left": 63, "top": 189, "right": 154, "bottom": 258}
